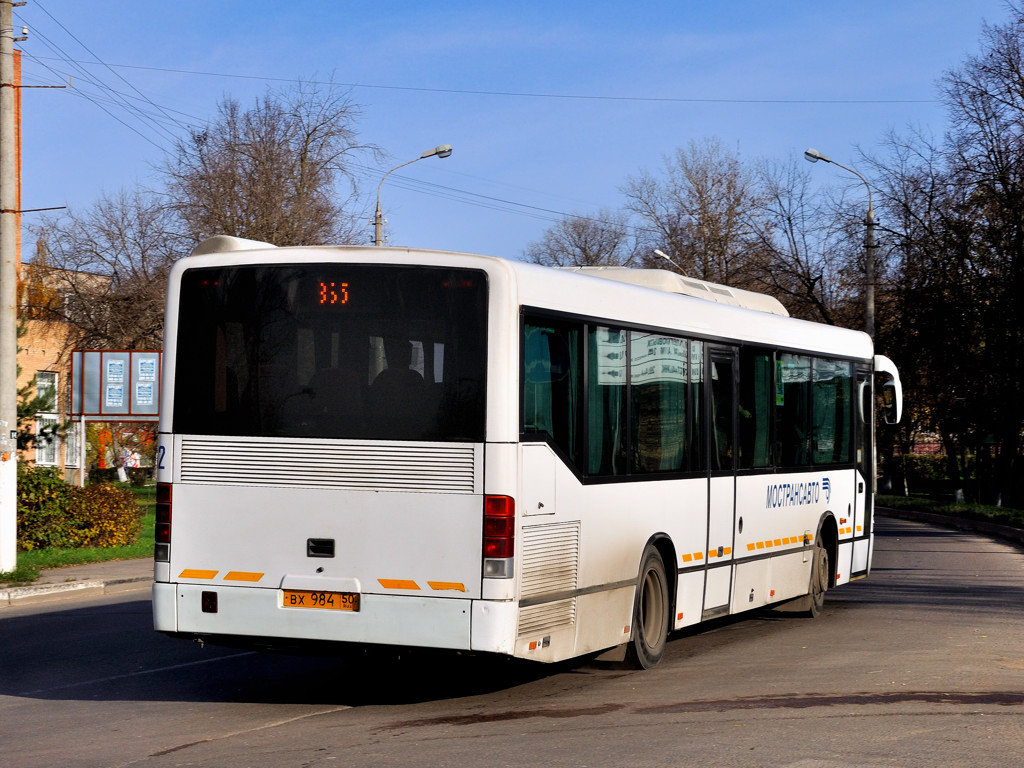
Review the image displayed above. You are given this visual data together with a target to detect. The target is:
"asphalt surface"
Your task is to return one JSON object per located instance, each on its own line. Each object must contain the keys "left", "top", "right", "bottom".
{"left": 2, "top": 506, "right": 1022, "bottom": 610}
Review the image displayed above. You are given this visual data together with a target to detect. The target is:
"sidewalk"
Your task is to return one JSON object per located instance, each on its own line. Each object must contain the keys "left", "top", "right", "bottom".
{"left": 0, "top": 557, "right": 152, "bottom": 609}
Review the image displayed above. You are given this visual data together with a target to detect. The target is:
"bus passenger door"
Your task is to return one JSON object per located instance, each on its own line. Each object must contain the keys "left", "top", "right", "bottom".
{"left": 704, "top": 348, "right": 737, "bottom": 618}
{"left": 852, "top": 368, "right": 873, "bottom": 575}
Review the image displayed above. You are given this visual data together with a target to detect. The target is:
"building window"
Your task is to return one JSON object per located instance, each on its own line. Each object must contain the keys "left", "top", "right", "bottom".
{"left": 34, "top": 372, "right": 61, "bottom": 466}
{"left": 64, "top": 421, "right": 80, "bottom": 467}
{"left": 35, "top": 415, "right": 60, "bottom": 466}
{"left": 36, "top": 371, "right": 57, "bottom": 409}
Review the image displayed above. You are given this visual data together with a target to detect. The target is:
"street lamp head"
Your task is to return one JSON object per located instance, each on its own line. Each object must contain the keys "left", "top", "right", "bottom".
{"left": 804, "top": 147, "right": 831, "bottom": 164}
{"left": 375, "top": 143, "right": 454, "bottom": 246}
{"left": 422, "top": 144, "right": 453, "bottom": 159}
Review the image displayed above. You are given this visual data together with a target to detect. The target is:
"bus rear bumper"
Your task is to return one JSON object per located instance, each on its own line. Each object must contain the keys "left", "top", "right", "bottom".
{"left": 154, "top": 582, "right": 516, "bottom": 653}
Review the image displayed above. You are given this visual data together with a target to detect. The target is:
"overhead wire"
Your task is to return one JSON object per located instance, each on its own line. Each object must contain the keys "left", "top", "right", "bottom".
{"left": 16, "top": 3, "right": 188, "bottom": 150}
{"left": 14, "top": 7, "right": 867, "bottom": 240}
{"left": 24, "top": 56, "right": 937, "bottom": 105}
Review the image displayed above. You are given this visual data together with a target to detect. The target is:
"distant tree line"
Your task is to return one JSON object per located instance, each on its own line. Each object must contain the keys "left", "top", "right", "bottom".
{"left": 27, "top": 6, "right": 1024, "bottom": 506}
{"left": 525, "top": 4, "right": 1024, "bottom": 506}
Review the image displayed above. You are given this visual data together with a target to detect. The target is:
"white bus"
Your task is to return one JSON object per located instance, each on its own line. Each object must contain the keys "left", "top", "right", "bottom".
{"left": 153, "top": 236, "right": 902, "bottom": 668}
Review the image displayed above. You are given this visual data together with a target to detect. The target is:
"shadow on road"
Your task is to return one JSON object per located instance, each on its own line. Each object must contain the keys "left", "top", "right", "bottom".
{"left": 4, "top": 516, "right": 1021, "bottom": 708}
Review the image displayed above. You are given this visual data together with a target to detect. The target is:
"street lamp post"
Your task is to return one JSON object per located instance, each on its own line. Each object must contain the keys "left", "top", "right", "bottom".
{"left": 804, "top": 147, "right": 877, "bottom": 338}
{"left": 374, "top": 144, "right": 453, "bottom": 246}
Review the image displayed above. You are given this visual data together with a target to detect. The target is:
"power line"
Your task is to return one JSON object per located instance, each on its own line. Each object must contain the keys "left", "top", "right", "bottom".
{"left": 32, "top": 1, "right": 192, "bottom": 135}
{"left": 25, "top": 56, "right": 938, "bottom": 106}
{"left": 16, "top": 6, "right": 186, "bottom": 150}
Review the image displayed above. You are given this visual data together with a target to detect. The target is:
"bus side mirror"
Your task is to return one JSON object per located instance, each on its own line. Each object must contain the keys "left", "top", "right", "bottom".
{"left": 873, "top": 354, "right": 903, "bottom": 426}
{"left": 881, "top": 380, "right": 900, "bottom": 425}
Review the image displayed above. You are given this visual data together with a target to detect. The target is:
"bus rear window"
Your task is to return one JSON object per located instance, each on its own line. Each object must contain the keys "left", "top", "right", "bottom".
{"left": 172, "top": 264, "right": 487, "bottom": 441}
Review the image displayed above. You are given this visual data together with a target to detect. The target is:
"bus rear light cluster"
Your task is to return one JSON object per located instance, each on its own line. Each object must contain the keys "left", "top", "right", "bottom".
{"left": 483, "top": 494, "right": 514, "bottom": 578}
{"left": 155, "top": 482, "right": 172, "bottom": 562}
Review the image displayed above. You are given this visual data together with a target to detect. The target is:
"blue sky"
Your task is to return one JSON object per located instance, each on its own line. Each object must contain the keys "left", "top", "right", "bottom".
{"left": 15, "top": 0, "right": 1012, "bottom": 260}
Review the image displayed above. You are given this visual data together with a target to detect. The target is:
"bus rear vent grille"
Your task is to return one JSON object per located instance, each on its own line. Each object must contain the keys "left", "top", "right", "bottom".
{"left": 179, "top": 437, "right": 478, "bottom": 493}
{"left": 518, "top": 521, "right": 580, "bottom": 636}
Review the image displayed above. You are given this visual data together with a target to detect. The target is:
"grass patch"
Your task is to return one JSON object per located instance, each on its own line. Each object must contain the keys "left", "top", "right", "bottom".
{"left": 878, "top": 493, "right": 1024, "bottom": 528}
{"left": 1, "top": 484, "right": 154, "bottom": 587}
{"left": 0, "top": 562, "right": 40, "bottom": 587}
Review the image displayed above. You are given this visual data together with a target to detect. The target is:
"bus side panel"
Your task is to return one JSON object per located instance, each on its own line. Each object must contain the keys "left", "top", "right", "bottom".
{"left": 471, "top": 599, "right": 518, "bottom": 655}
{"left": 736, "top": 471, "right": 845, "bottom": 558}
{"left": 732, "top": 552, "right": 811, "bottom": 612}
{"left": 676, "top": 571, "right": 707, "bottom": 629}
{"left": 514, "top": 443, "right": 710, "bottom": 662}
{"left": 153, "top": 582, "right": 177, "bottom": 632}
{"left": 836, "top": 542, "right": 854, "bottom": 586}
{"left": 572, "top": 588, "right": 635, "bottom": 658}
{"left": 852, "top": 536, "right": 871, "bottom": 575}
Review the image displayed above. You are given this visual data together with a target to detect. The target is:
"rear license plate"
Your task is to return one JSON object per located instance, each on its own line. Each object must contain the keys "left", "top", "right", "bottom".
{"left": 282, "top": 590, "right": 360, "bottom": 611}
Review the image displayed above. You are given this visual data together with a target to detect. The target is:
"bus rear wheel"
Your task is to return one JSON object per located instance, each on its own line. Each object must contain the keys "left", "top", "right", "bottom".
{"left": 625, "top": 545, "right": 669, "bottom": 669}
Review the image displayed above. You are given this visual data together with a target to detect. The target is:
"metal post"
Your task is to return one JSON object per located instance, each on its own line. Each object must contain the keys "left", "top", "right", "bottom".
{"left": 0, "top": 0, "right": 18, "bottom": 572}
{"left": 865, "top": 204, "right": 876, "bottom": 339}
{"left": 804, "top": 148, "right": 876, "bottom": 338}
{"left": 373, "top": 144, "right": 452, "bottom": 246}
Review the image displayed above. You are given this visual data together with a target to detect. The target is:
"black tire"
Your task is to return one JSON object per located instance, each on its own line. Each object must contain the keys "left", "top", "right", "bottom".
{"left": 625, "top": 545, "right": 670, "bottom": 669}
{"left": 806, "top": 541, "right": 829, "bottom": 618}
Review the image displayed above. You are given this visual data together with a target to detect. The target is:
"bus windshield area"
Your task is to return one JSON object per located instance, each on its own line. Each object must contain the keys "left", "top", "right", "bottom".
{"left": 172, "top": 264, "right": 488, "bottom": 442}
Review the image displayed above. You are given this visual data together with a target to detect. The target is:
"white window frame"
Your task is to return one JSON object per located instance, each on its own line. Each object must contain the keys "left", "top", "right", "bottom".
{"left": 64, "top": 420, "right": 80, "bottom": 468}
{"left": 36, "top": 370, "right": 57, "bottom": 407}
{"left": 35, "top": 414, "right": 60, "bottom": 466}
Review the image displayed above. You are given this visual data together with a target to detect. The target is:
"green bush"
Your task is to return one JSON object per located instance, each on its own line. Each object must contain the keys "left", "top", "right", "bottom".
{"left": 68, "top": 483, "right": 143, "bottom": 547}
{"left": 87, "top": 467, "right": 120, "bottom": 485}
{"left": 17, "top": 465, "right": 143, "bottom": 550}
{"left": 127, "top": 467, "right": 151, "bottom": 486}
{"left": 894, "top": 453, "right": 975, "bottom": 494}
{"left": 86, "top": 466, "right": 151, "bottom": 487}
{"left": 17, "top": 463, "right": 78, "bottom": 550}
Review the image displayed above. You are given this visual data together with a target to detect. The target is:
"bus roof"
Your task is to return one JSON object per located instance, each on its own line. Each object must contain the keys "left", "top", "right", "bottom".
{"left": 184, "top": 237, "right": 871, "bottom": 360}
{"left": 561, "top": 266, "right": 789, "bottom": 317}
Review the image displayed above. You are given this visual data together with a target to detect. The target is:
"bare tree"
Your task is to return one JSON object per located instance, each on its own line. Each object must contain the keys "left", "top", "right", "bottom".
{"left": 30, "top": 79, "right": 377, "bottom": 357}
{"left": 524, "top": 209, "right": 638, "bottom": 267}
{"left": 750, "top": 157, "right": 864, "bottom": 325}
{"left": 30, "top": 188, "right": 187, "bottom": 350}
{"left": 164, "top": 79, "right": 377, "bottom": 246}
{"left": 868, "top": 3, "right": 1024, "bottom": 504}
{"left": 623, "top": 138, "right": 763, "bottom": 286}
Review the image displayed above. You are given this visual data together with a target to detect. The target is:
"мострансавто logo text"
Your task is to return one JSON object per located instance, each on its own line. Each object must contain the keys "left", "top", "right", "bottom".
{"left": 766, "top": 477, "right": 832, "bottom": 509}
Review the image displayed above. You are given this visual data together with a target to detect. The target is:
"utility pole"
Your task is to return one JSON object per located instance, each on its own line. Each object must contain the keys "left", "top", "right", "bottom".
{"left": 0, "top": 0, "right": 20, "bottom": 573}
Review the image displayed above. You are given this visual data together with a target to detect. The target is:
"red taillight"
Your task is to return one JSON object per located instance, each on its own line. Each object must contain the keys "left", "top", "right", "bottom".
{"left": 483, "top": 495, "right": 515, "bottom": 559}
{"left": 155, "top": 483, "right": 172, "bottom": 555}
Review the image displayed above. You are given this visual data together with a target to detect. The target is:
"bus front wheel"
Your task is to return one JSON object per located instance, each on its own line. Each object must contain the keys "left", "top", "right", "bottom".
{"left": 807, "top": 541, "right": 829, "bottom": 618}
{"left": 625, "top": 545, "right": 669, "bottom": 669}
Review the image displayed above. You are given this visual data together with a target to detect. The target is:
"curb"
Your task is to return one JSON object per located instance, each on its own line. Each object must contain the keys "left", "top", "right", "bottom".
{"left": 0, "top": 575, "right": 151, "bottom": 609}
{"left": 879, "top": 507, "right": 1024, "bottom": 548}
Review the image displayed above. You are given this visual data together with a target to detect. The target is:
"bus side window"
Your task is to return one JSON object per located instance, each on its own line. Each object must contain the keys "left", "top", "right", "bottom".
{"left": 738, "top": 348, "right": 772, "bottom": 469}
{"left": 522, "top": 319, "right": 583, "bottom": 468}
{"left": 588, "top": 327, "right": 627, "bottom": 475}
{"left": 629, "top": 332, "right": 688, "bottom": 474}
{"left": 812, "top": 358, "right": 852, "bottom": 465}
{"left": 776, "top": 353, "right": 811, "bottom": 467}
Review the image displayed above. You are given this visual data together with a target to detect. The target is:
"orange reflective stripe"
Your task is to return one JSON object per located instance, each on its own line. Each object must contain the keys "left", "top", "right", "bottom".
{"left": 378, "top": 579, "right": 420, "bottom": 590}
{"left": 179, "top": 569, "right": 217, "bottom": 579}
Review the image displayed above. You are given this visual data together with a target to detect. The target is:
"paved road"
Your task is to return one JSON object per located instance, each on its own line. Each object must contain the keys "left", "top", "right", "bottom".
{"left": 2, "top": 515, "right": 1023, "bottom": 768}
